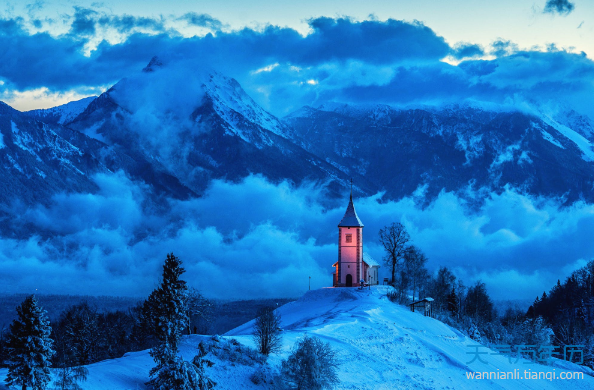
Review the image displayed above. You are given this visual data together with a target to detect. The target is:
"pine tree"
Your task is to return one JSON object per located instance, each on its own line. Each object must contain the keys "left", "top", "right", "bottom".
{"left": 59, "top": 303, "right": 100, "bottom": 365}
{"left": 446, "top": 287, "right": 459, "bottom": 317}
{"left": 149, "top": 253, "right": 200, "bottom": 389}
{"left": 5, "top": 295, "right": 55, "bottom": 390}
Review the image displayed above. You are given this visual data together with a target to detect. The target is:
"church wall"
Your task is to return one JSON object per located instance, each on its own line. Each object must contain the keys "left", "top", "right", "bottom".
{"left": 339, "top": 227, "right": 362, "bottom": 286}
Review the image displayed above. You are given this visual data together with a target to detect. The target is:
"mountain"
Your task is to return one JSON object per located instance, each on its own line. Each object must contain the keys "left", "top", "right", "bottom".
{"left": 4, "top": 58, "right": 594, "bottom": 213}
{"left": 284, "top": 103, "right": 594, "bottom": 203}
{"left": 65, "top": 58, "right": 365, "bottom": 198}
{"left": 0, "top": 100, "right": 104, "bottom": 207}
{"left": 1, "top": 287, "right": 590, "bottom": 389}
{"left": 24, "top": 96, "right": 96, "bottom": 125}
{"left": 0, "top": 99, "right": 194, "bottom": 237}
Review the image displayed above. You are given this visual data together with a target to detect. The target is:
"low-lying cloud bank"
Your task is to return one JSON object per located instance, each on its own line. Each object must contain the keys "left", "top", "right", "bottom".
{"left": 1, "top": 172, "right": 593, "bottom": 301}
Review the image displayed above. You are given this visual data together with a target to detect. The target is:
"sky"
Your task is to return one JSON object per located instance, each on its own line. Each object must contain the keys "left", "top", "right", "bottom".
{"left": 1, "top": 0, "right": 594, "bottom": 302}
{"left": 0, "top": 0, "right": 593, "bottom": 114}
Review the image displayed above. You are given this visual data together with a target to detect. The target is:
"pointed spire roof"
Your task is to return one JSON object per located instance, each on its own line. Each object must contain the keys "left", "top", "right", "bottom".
{"left": 338, "top": 180, "right": 364, "bottom": 227}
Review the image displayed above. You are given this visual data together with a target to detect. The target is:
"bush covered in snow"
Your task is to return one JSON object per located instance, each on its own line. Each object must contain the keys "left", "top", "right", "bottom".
{"left": 202, "top": 336, "right": 265, "bottom": 366}
{"left": 249, "top": 365, "right": 281, "bottom": 387}
{"left": 280, "top": 335, "right": 339, "bottom": 390}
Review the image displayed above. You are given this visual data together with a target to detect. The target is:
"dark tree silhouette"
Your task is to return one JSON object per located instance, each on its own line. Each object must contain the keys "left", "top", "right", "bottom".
{"left": 5, "top": 295, "right": 55, "bottom": 390}
{"left": 378, "top": 222, "right": 410, "bottom": 288}
{"left": 148, "top": 253, "right": 201, "bottom": 389}
{"left": 253, "top": 307, "right": 282, "bottom": 356}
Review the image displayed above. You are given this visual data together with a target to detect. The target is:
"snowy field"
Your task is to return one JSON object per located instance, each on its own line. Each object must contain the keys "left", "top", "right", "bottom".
{"left": 1, "top": 286, "right": 593, "bottom": 389}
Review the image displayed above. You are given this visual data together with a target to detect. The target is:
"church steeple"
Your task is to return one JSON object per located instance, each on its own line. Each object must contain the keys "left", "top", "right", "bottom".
{"left": 338, "top": 179, "right": 364, "bottom": 227}
{"left": 332, "top": 182, "right": 379, "bottom": 288}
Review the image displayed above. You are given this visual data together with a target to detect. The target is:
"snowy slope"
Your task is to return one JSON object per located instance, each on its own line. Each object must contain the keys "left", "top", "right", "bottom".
{"left": 203, "top": 71, "right": 292, "bottom": 141}
{"left": 2, "top": 287, "right": 591, "bottom": 389}
{"left": 228, "top": 287, "right": 594, "bottom": 389}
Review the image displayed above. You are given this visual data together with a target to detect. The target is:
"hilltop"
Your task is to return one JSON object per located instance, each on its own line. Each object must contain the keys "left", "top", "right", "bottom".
{"left": 2, "top": 286, "right": 592, "bottom": 389}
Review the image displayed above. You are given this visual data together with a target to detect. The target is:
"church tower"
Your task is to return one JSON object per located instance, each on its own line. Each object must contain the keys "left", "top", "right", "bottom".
{"left": 333, "top": 184, "right": 364, "bottom": 287}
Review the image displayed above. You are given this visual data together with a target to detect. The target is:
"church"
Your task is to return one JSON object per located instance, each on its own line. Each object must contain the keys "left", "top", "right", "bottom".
{"left": 332, "top": 188, "right": 380, "bottom": 287}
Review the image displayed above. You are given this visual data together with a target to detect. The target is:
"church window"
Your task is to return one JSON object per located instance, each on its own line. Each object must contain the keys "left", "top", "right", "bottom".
{"left": 346, "top": 234, "right": 352, "bottom": 243}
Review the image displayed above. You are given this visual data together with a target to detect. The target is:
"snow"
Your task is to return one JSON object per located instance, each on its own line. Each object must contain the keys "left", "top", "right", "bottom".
{"left": 491, "top": 142, "right": 521, "bottom": 167}
{"left": 540, "top": 115, "right": 594, "bottom": 161}
{"left": 0, "top": 131, "right": 4, "bottom": 149}
{"left": 363, "top": 252, "right": 379, "bottom": 267}
{"left": 229, "top": 287, "right": 594, "bottom": 389}
{"left": 27, "top": 96, "right": 95, "bottom": 125}
{"left": 456, "top": 133, "right": 484, "bottom": 165}
{"left": 11, "top": 120, "right": 35, "bottom": 155}
{"left": 203, "top": 71, "right": 290, "bottom": 144}
{"left": 2, "top": 287, "right": 588, "bottom": 389}
{"left": 540, "top": 130, "right": 565, "bottom": 149}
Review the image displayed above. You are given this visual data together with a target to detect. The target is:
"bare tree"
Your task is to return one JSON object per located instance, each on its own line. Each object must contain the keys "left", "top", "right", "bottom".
{"left": 378, "top": 222, "right": 410, "bottom": 287}
{"left": 404, "top": 246, "right": 428, "bottom": 302}
{"left": 253, "top": 307, "right": 282, "bottom": 356}
{"left": 187, "top": 288, "right": 212, "bottom": 335}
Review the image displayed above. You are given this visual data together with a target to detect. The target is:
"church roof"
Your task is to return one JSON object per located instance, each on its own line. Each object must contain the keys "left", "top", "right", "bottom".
{"left": 363, "top": 252, "right": 379, "bottom": 267}
{"left": 338, "top": 194, "right": 364, "bottom": 227}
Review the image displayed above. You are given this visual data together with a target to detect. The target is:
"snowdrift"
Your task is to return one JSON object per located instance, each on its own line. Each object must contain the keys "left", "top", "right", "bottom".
{"left": 1, "top": 286, "right": 593, "bottom": 389}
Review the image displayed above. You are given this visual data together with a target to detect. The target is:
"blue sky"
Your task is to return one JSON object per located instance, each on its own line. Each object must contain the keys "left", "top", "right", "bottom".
{"left": 0, "top": 0, "right": 593, "bottom": 115}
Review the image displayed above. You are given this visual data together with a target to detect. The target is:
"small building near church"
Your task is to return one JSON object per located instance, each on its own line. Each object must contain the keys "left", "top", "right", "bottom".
{"left": 409, "top": 297, "right": 434, "bottom": 317}
{"left": 332, "top": 188, "right": 380, "bottom": 287}
{"left": 363, "top": 252, "right": 380, "bottom": 286}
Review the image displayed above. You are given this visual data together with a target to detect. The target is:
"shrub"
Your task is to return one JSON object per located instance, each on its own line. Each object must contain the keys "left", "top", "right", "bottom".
{"left": 281, "top": 335, "right": 339, "bottom": 390}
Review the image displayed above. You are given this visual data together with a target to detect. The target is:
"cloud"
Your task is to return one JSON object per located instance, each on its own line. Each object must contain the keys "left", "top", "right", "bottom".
{"left": 179, "top": 13, "right": 224, "bottom": 30}
{"left": 490, "top": 39, "right": 519, "bottom": 57}
{"left": 544, "top": 0, "right": 575, "bottom": 15}
{"left": 2, "top": 172, "right": 594, "bottom": 301}
{"left": 451, "top": 42, "right": 484, "bottom": 59}
{"left": 68, "top": 6, "right": 169, "bottom": 37}
{"left": 0, "top": 16, "right": 449, "bottom": 93}
{"left": 97, "top": 14, "right": 166, "bottom": 34}
{"left": 25, "top": 1, "right": 45, "bottom": 19}
{"left": 1, "top": 11, "right": 593, "bottom": 121}
{"left": 70, "top": 6, "right": 98, "bottom": 37}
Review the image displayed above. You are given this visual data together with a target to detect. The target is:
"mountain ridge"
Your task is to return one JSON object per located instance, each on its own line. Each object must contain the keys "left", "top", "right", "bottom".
{"left": 3, "top": 58, "right": 594, "bottom": 210}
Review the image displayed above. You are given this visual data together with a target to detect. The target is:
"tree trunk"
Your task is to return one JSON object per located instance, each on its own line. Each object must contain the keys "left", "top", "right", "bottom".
{"left": 391, "top": 261, "right": 396, "bottom": 287}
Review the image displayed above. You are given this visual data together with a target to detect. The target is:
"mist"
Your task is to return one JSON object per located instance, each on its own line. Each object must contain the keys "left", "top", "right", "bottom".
{"left": 1, "top": 171, "right": 592, "bottom": 301}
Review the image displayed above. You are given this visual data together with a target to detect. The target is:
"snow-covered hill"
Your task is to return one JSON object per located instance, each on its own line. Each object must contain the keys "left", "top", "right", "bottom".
{"left": 2, "top": 287, "right": 590, "bottom": 389}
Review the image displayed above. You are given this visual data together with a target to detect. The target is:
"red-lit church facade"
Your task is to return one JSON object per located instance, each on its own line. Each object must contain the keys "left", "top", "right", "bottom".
{"left": 332, "top": 192, "right": 380, "bottom": 287}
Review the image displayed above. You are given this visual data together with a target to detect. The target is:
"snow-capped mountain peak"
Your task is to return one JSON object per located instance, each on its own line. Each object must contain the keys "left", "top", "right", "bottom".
{"left": 25, "top": 96, "right": 96, "bottom": 126}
